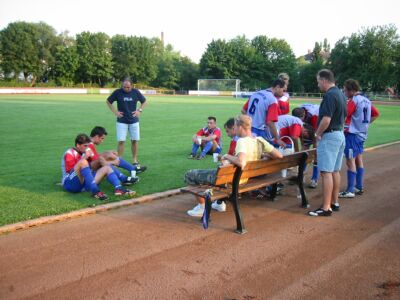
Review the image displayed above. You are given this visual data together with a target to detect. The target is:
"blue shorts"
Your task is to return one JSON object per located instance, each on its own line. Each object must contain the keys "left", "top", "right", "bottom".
{"left": 251, "top": 127, "right": 272, "bottom": 142}
{"left": 62, "top": 171, "right": 85, "bottom": 193}
{"left": 317, "top": 131, "right": 345, "bottom": 172}
{"left": 344, "top": 133, "right": 364, "bottom": 159}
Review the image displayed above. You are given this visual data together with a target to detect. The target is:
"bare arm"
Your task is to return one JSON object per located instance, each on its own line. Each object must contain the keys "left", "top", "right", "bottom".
{"left": 267, "top": 121, "right": 286, "bottom": 148}
{"left": 315, "top": 116, "right": 331, "bottom": 140}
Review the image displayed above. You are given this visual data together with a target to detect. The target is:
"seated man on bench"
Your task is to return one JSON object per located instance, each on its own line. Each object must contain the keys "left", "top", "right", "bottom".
{"left": 184, "top": 114, "right": 282, "bottom": 217}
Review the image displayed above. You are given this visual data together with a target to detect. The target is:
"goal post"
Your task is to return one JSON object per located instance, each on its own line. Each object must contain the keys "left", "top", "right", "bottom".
{"left": 195, "top": 79, "right": 241, "bottom": 97}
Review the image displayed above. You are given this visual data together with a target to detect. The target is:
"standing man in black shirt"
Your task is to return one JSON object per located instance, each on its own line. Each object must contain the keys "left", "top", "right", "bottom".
{"left": 107, "top": 78, "right": 147, "bottom": 172}
{"left": 309, "top": 69, "right": 347, "bottom": 217}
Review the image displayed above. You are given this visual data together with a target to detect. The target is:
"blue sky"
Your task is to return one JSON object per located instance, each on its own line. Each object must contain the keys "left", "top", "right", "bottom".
{"left": 1, "top": 0, "right": 399, "bottom": 62}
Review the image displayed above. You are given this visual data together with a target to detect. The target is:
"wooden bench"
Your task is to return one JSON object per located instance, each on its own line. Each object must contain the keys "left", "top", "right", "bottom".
{"left": 181, "top": 149, "right": 316, "bottom": 234}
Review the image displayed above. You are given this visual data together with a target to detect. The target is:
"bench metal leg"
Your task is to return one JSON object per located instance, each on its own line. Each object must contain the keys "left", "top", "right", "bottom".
{"left": 201, "top": 190, "right": 213, "bottom": 229}
{"left": 269, "top": 183, "right": 278, "bottom": 201}
{"left": 298, "top": 155, "right": 310, "bottom": 208}
{"left": 230, "top": 195, "right": 247, "bottom": 234}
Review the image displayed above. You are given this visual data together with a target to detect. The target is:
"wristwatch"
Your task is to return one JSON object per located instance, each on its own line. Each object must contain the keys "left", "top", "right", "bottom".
{"left": 138, "top": 108, "right": 143, "bottom": 112}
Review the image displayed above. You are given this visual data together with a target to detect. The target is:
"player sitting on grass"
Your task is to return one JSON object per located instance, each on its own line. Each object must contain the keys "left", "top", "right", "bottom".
{"left": 188, "top": 116, "right": 222, "bottom": 160}
{"left": 339, "top": 79, "right": 380, "bottom": 198}
{"left": 61, "top": 134, "right": 135, "bottom": 200}
{"left": 89, "top": 126, "right": 145, "bottom": 185}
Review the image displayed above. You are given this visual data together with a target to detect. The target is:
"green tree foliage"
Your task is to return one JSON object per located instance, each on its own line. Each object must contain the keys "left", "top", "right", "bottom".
{"left": 199, "top": 39, "right": 235, "bottom": 79}
{"left": 53, "top": 45, "right": 79, "bottom": 86}
{"left": 0, "top": 21, "right": 59, "bottom": 85}
{"left": 76, "top": 32, "right": 113, "bottom": 87}
{"left": 330, "top": 24, "right": 399, "bottom": 91}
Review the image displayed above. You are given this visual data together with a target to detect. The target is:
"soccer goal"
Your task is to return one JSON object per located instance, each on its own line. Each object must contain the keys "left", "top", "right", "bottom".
{"left": 195, "top": 79, "right": 241, "bottom": 97}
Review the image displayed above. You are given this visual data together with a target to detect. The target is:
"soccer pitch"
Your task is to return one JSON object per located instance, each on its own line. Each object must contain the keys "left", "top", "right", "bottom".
{"left": 0, "top": 94, "right": 399, "bottom": 226}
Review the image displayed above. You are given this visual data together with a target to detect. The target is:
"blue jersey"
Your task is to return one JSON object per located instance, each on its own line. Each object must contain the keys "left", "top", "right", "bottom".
{"left": 107, "top": 88, "right": 146, "bottom": 124}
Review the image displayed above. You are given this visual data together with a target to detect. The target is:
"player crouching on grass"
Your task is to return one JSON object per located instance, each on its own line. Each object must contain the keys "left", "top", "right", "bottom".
{"left": 89, "top": 126, "right": 145, "bottom": 185}
{"left": 338, "top": 79, "right": 380, "bottom": 198}
{"left": 61, "top": 134, "right": 135, "bottom": 200}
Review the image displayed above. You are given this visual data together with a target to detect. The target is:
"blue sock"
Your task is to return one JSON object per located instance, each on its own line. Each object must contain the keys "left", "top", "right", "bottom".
{"left": 106, "top": 171, "right": 121, "bottom": 188}
{"left": 81, "top": 166, "right": 100, "bottom": 194}
{"left": 118, "top": 158, "right": 135, "bottom": 172}
{"left": 347, "top": 170, "right": 357, "bottom": 193}
{"left": 191, "top": 143, "right": 200, "bottom": 155}
{"left": 356, "top": 167, "right": 364, "bottom": 189}
{"left": 312, "top": 164, "right": 319, "bottom": 181}
{"left": 215, "top": 147, "right": 222, "bottom": 154}
{"left": 201, "top": 141, "right": 213, "bottom": 157}
{"left": 111, "top": 165, "right": 127, "bottom": 182}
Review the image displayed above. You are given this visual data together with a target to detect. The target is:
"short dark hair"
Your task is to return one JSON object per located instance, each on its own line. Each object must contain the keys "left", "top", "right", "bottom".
{"left": 343, "top": 79, "right": 361, "bottom": 92}
{"left": 317, "top": 69, "right": 335, "bottom": 83}
{"left": 75, "top": 133, "right": 91, "bottom": 146}
{"left": 208, "top": 116, "right": 216, "bottom": 122}
{"left": 271, "top": 78, "right": 286, "bottom": 88}
{"left": 292, "top": 107, "right": 305, "bottom": 119}
{"left": 302, "top": 123, "right": 315, "bottom": 143}
{"left": 224, "top": 117, "right": 235, "bottom": 129}
{"left": 90, "top": 126, "right": 108, "bottom": 137}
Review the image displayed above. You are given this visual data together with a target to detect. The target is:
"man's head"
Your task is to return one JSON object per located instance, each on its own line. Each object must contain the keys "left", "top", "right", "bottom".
{"left": 343, "top": 79, "right": 360, "bottom": 98}
{"left": 292, "top": 107, "right": 306, "bottom": 121}
{"left": 224, "top": 117, "right": 236, "bottom": 138}
{"left": 278, "top": 73, "right": 290, "bottom": 92}
{"left": 234, "top": 114, "right": 252, "bottom": 137}
{"left": 74, "top": 133, "right": 91, "bottom": 153}
{"left": 90, "top": 126, "right": 108, "bottom": 145}
{"left": 302, "top": 123, "right": 315, "bottom": 144}
{"left": 271, "top": 78, "right": 286, "bottom": 98}
{"left": 122, "top": 77, "right": 133, "bottom": 93}
{"left": 207, "top": 116, "right": 217, "bottom": 130}
{"left": 317, "top": 69, "right": 335, "bottom": 92}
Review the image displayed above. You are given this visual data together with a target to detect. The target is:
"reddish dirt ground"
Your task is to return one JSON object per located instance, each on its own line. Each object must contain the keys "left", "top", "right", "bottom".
{"left": 0, "top": 143, "right": 399, "bottom": 300}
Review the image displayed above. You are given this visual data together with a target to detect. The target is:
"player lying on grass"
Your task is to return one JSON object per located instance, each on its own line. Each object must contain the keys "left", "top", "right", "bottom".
{"left": 89, "top": 126, "right": 146, "bottom": 185}
{"left": 184, "top": 115, "right": 282, "bottom": 217}
{"left": 61, "top": 134, "right": 135, "bottom": 200}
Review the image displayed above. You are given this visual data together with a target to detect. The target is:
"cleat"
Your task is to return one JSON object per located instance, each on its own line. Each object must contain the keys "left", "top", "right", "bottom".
{"left": 308, "top": 208, "right": 332, "bottom": 217}
{"left": 114, "top": 187, "right": 136, "bottom": 196}
{"left": 338, "top": 191, "right": 355, "bottom": 198}
{"left": 197, "top": 155, "right": 206, "bottom": 160}
{"left": 308, "top": 179, "right": 318, "bottom": 188}
{"left": 123, "top": 176, "right": 139, "bottom": 186}
{"left": 92, "top": 191, "right": 108, "bottom": 201}
{"left": 355, "top": 187, "right": 364, "bottom": 195}
{"left": 188, "top": 154, "right": 196, "bottom": 159}
{"left": 132, "top": 163, "right": 147, "bottom": 173}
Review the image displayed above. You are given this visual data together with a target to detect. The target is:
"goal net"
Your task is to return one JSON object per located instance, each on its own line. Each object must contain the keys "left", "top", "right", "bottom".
{"left": 196, "top": 79, "right": 241, "bottom": 97}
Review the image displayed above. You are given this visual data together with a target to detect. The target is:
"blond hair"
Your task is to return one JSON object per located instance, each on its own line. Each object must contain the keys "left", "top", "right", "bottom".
{"left": 235, "top": 114, "right": 252, "bottom": 130}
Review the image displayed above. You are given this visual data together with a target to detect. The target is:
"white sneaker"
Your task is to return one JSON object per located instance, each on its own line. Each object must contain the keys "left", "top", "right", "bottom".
{"left": 211, "top": 201, "right": 226, "bottom": 212}
{"left": 338, "top": 191, "right": 355, "bottom": 198}
{"left": 309, "top": 179, "right": 318, "bottom": 188}
{"left": 187, "top": 204, "right": 205, "bottom": 217}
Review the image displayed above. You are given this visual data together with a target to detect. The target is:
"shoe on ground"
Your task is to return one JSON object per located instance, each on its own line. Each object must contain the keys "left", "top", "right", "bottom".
{"left": 197, "top": 155, "right": 206, "bottom": 160}
{"left": 308, "top": 208, "right": 332, "bottom": 217}
{"left": 188, "top": 154, "right": 196, "bottom": 159}
{"left": 132, "top": 163, "right": 147, "bottom": 173}
{"left": 122, "top": 176, "right": 139, "bottom": 186}
{"left": 187, "top": 203, "right": 205, "bottom": 217}
{"left": 308, "top": 179, "right": 318, "bottom": 188}
{"left": 211, "top": 200, "right": 226, "bottom": 212}
{"left": 114, "top": 186, "right": 136, "bottom": 196}
{"left": 355, "top": 187, "right": 364, "bottom": 195}
{"left": 92, "top": 191, "right": 108, "bottom": 201}
{"left": 338, "top": 191, "right": 355, "bottom": 198}
{"left": 331, "top": 203, "right": 340, "bottom": 211}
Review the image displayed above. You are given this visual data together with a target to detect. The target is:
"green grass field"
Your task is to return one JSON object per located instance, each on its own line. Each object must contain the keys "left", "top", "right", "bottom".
{"left": 0, "top": 94, "right": 399, "bottom": 226}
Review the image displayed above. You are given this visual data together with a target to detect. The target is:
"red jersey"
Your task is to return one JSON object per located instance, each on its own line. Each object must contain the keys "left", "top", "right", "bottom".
{"left": 277, "top": 115, "right": 303, "bottom": 144}
{"left": 277, "top": 92, "right": 290, "bottom": 115}
{"left": 196, "top": 127, "right": 222, "bottom": 146}
{"left": 228, "top": 136, "right": 239, "bottom": 155}
{"left": 88, "top": 143, "right": 100, "bottom": 161}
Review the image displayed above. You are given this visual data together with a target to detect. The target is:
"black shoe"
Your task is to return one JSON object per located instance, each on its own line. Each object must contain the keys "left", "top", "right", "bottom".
{"left": 308, "top": 208, "right": 332, "bottom": 217}
{"left": 133, "top": 163, "right": 147, "bottom": 173}
{"left": 355, "top": 187, "right": 364, "bottom": 195}
{"left": 331, "top": 203, "right": 340, "bottom": 211}
{"left": 92, "top": 191, "right": 108, "bottom": 201}
{"left": 123, "top": 176, "right": 139, "bottom": 186}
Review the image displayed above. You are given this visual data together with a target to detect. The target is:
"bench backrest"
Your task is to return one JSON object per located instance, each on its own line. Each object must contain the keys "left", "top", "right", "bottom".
{"left": 214, "top": 149, "right": 316, "bottom": 186}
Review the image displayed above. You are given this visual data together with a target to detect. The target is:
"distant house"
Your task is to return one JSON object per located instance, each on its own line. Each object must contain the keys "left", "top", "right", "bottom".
{"left": 304, "top": 49, "right": 330, "bottom": 63}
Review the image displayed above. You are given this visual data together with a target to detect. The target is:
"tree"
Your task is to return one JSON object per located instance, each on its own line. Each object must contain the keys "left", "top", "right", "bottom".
{"left": 76, "top": 32, "right": 113, "bottom": 86}
{"left": 52, "top": 45, "right": 79, "bottom": 86}
{"left": 0, "top": 21, "right": 59, "bottom": 85}
{"left": 330, "top": 24, "right": 399, "bottom": 91}
{"left": 199, "top": 39, "right": 235, "bottom": 79}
